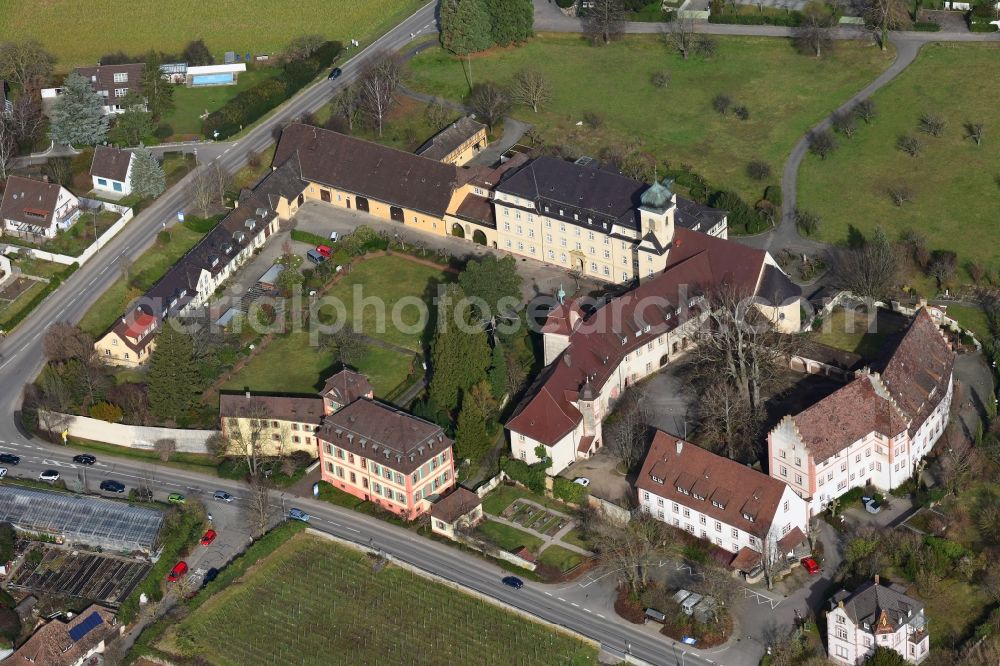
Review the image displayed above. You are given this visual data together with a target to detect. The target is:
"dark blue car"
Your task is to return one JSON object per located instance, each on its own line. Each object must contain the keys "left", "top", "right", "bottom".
{"left": 501, "top": 576, "right": 524, "bottom": 590}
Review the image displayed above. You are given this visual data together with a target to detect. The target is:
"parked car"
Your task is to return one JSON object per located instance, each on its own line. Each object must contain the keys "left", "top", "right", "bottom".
{"left": 99, "top": 479, "right": 126, "bottom": 493}
{"left": 72, "top": 454, "right": 96, "bottom": 465}
{"left": 329, "top": 230, "right": 339, "bottom": 242}
{"left": 38, "top": 470, "right": 60, "bottom": 482}
{"left": 306, "top": 249, "right": 327, "bottom": 265}
{"left": 573, "top": 477, "right": 590, "bottom": 487}
{"left": 167, "top": 493, "right": 186, "bottom": 505}
{"left": 800, "top": 557, "right": 821, "bottom": 575}
{"left": 501, "top": 576, "right": 524, "bottom": 590}
{"left": 0, "top": 453, "right": 20, "bottom": 465}
{"left": 201, "top": 529, "right": 218, "bottom": 546}
{"left": 202, "top": 567, "right": 219, "bottom": 586}
{"left": 315, "top": 245, "right": 332, "bottom": 258}
{"left": 167, "top": 561, "right": 189, "bottom": 582}
{"left": 213, "top": 490, "right": 233, "bottom": 503}
{"left": 328, "top": 67, "right": 343, "bottom": 80}
{"left": 680, "top": 592, "right": 704, "bottom": 616}
{"left": 862, "top": 496, "right": 882, "bottom": 514}
{"left": 0, "top": 468, "right": 6, "bottom": 479}
{"left": 289, "top": 508, "right": 311, "bottom": 522}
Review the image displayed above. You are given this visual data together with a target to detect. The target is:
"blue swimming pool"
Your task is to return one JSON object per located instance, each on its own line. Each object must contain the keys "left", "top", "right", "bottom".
{"left": 191, "top": 73, "right": 235, "bottom": 86}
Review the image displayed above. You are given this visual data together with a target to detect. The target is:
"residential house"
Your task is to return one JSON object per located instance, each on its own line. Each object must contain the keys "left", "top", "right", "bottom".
{"left": 490, "top": 157, "right": 728, "bottom": 283}
{"left": 219, "top": 392, "right": 326, "bottom": 457}
{"left": 41, "top": 63, "right": 145, "bottom": 114}
{"left": 5, "top": 605, "right": 121, "bottom": 666}
{"left": 430, "top": 487, "right": 484, "bottom": 539}
{"left": 317, "top": 398, "right": 456, "bottom": 520}
{"left": 768, "top": 308, "right": 954, "bottom": 516}
{"left": 90, "top": 145, "right": 135, "bottom": 196}
{"left": 415, "top": 116, "right": 488, "bottom": 166}
{"left": 506, "top": 226, "right": 801, "bottom": 475}
{"left": 0, "top": 175, "right": 81, "bottom": 239}
{"left": 637, "top": 431, "right": 809, "bottom": 567}
{"left": 320, "top": 368, "right": 374, "bottom": 415}
{"left": 827, "top": 576, "right": 929, "bottom": 664}
{"left": 93, "top": 306, "right": 157, "bottom": 366}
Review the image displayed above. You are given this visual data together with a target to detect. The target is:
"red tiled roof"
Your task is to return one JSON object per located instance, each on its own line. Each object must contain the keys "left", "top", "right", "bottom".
{"left": 541, "top": 298, "right": 584, "bottom": 336}
{"left": 106, "top": 307, "right": 158, "bottom": 354}
{"left": 636, "top": 431, "right": 790, "bottom": 540}
{"left": 730, "top": 546, "right": 760, "bottom": 572}
{"left": 577, "top": 435, "right": 595, "bottom": 454}
{"left": 220, "top": 394, "right": 325, "bottom": 425}
{"left": 6, "top": 604, "right": 117, "bottom": 666}
{"left": 123, "top": 311, "right": 155, "bottom": 339}
{"left": 321, "top": 369, "right": 374, "bottom": 406}
{"left": 777, "top": 526, "right": 806, "bottom": 553}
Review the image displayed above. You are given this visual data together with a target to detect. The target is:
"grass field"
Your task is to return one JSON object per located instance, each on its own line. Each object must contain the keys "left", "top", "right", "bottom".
{"left": 809, "top": 308, "right": 906, "bottom": 360}
{"left": 157, "top": 532, "right": 598, "bottom": 665}
{"left": 221, "top": 332, "right": 414, "bottom": 396}
{"left": 0, "top": 0, "right": 428, "bottom": 68}
{"left": 406, "top": 34, "right": 893, "bottom": 202}
{"left": 78, "top": 225, "right": 205, "bottom": 336}
{"left": 476, "top": 519, "right": 544, "bottom": 553}
{"left": 944, "top": 304, "right": 993, "bottom": 343}
{"left": 481, "top": 484, "right": 575, "bottom": 516}
{"left": 0, "top": 280, "right": 46, "bottom": 328}
{"left": 798, "top": 43, "right": 1000, "bottom": 280}
{"left": 538, "top": 544, "right": 587, "bottom": 574}
{"left": 160, "top": 67, "right": 282, "bottom": 138}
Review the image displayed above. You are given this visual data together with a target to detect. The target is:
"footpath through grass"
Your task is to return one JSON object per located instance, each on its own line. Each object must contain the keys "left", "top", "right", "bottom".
{"left": 406, "top": 34, "right": 893, "bottom": 203}
{"left": 798, "top": 43, "right": 1000, "bottom": 280}
{"left": 156, "top": 531, "right": 599, "bottom": 665}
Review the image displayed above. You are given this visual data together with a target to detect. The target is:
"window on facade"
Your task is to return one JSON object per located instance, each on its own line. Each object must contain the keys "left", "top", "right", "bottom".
{"left": 683, "top": 508, "right": 690, "bottom": 518}
{"left": 699, "top": 515, "right": 706, "bottom": 525}
{"left": 731, "top": 528, "right": 738, "bottom": 537}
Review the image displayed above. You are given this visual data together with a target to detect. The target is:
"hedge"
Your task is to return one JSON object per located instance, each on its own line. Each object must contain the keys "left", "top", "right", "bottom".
{"left": 0, "top": 263, "right": 78, "bottom": 332}
{"left": 969, "top": 21, "right": 999, "bottom": 31}
{"left": 708, "top": 12, "right": 802, "bottom": 26}
{"left": 500, "top": 457, "right": 547, "bottom": 494}
{"left": 911, "top": 21, "right": 941, "bottom": 30}
{"left": 203, "top": 41, "right": 342, "bottom": 139}
{"left": 552, "top": 477, "right": 588, "bottom": 505}
{"left": 290, "top": 229, "right": 330, "bottom": 246}
{"left": 182, "top": 213, "right": 225, "bottom": 233}
{"left": 556, "top": 0, "right": 576, "bottom": 6}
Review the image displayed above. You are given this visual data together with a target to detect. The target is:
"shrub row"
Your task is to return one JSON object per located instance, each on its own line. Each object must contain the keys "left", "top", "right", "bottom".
{"left": 290, "top": 229, "right": 330, "bottom": 246}
{"left": 500, "top": 457, "right": 547, "bottom": 494}
{"left": 0, "top": 263, "right": 79, "bottom": 332}
{"left": 203, "top": 41, "right": 342, "bottom": 139}
{"left": 969, "top": 21, "right": 999, "bottom": 31}
{"left": 911, "top": 21, "right": 941, "bottom": 30}
{"left": 552, "top": 477, "right": 587, "bottom": 505}
{"left": 708, "top": 12, "right": 802, "bottom": 26}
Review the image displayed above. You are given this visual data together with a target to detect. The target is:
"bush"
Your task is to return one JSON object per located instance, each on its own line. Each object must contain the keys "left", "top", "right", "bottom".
{"left": 182, "top": 213, "right": 225, "bottom": 233}
{"left": 708, "top": 190, "right": 757, "bottom": 233}
{"left": 556, "top": 0, "right": 575, "bottom": 6}
{"left": 553, "top": 477, "right": 588, "bottom": 504}
{"left": 583, "top": 111, "right": 604, "bottom": 129}
{"left": 89, "top": 401, "right": 123, "bottom": 423}
{"left": 650, "top": 71, "right": 670, "bottom": 89}
{"left": 764, "top": 184, "right": 782, "bottom": 206}
{"left": 969, "top": 22, "right": 999, "bottom": 31}
{"left": 708, "top": 11, "right": 802, "bottom": 26}
{"left": 912, "top": 21, "right": 941, "bottom": 30}
{"left": 746, "top": 160, "right": 771, "bottom": 181}
{"left": 500, "top": 457, "right": 547, "bottom": 494}
{"left": 290, "top": 229, "right": 329, "bottom": 246}
{"left": 734, "top": 105, "right": 749, "bottom": 121}
{"left": 153, "top": 123, "right": 173, "bottom": 140}
{"left": 711, "top": 94, "right": 731, "bottom": 116}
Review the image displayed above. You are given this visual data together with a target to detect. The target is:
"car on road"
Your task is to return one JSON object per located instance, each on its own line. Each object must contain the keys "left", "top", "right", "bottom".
{"left": 0, "top": 453, "right": 20, "bottom": 465}
{"left": 72, "top": 454, "right": 96, "bottom": 465}
{"left": 200, "top": 529, "right": 218, "bottom": 546}
{"left": 328, "top": 67, "right": 342, "bottom": 80}
{"left": 202, "top": 567, "right": 219, "bottom": 586}
{"left": 213, "top": 491, "right": 233, "bottom": 502}
{"left": 501, "top": 576, "right": 524, "bottom": 589}
{"left": 800, "top": 557, "right": 821, "bottom": 575}
{"left": 168, "top": 493, "right": 186, "bottom": 505}
{"left": 306, "top": 249, "right": 327, "bottom": 265}
{"left": 99, "top": 480, "right": 126, "bottom": 493}
{"left": 289, "top": 508, "right": 311, "bottom": 522}
{"left": 862, "top": 496, "right": 882, "bottom": 514}
{"left": 315, "top": 245, "right": 332, "bottom": 258}
{"left": 573, "top": 477, "right": 590, "bottom": 487}
{"left": 167, "top": 561, "right": 188, "bottom": 582}
{"left": 38, "top": 470, "right": 60, "bottom": 482}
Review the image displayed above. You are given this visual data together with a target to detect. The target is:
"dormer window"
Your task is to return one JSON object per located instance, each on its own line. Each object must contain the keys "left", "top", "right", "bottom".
{"left": 650, "top": 475, "right": 663, "bottom": 484}
{"left": 245, "top": 219, "right": 256, "bottom": 231}
{"left": 742, "top": 513, "right": 755, "bottom": 522}
{"left": 620, "top": 337, "right": 627, "bottom": 345}
{"left": 643, "top": 324, "right": 651, "bottom": 333}
{"left": 209, "top": 256, "right": 220, "bottom": 268}
{"left": 692, "top": 493, "right": 704, "bottom": 501}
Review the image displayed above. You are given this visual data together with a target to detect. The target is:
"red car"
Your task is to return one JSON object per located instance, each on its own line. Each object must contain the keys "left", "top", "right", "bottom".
{"left": 800, "top": 557, "right": 821, "bottom": 575}
{"left": 168, "top": 561, "right": 189, "bottom": 582}
{"left": 200, "top": 529, "right": 217, "bottom": 546}
{"left": 315, "top": 245, "right": 332, "bottom": 258}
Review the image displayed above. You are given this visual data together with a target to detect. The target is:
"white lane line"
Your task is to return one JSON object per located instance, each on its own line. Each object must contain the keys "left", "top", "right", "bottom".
{"left": 584, "top": 608, "right": 592, "bottom": 613}
{"left": 544, "top": 592, "right": 553, "bottom": 597}
{"left": 571, "top": 603, "right": 579, "bottom": 608}
{"left": 343, "top": 526, "right": 361, "bottom": 533}
{"left": 557, "top": 597, "right": 566, "bottom": 602}
{"left": 597, "top": 614, "right": 606, "bottom": 619}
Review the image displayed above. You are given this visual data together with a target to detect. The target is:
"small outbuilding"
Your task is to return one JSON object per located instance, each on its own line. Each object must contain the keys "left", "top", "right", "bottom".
{"left": 430, "top": 488, "right": 484, "bottom": 539}
{"left": 90, "top": 146, "right": 135, "bottom": 196}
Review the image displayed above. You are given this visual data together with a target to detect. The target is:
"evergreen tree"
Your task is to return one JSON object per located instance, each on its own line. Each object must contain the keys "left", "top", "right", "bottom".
{"left": 130, "top": 145, "right": 166, "bottom": 198}
{"left": 455, "top": 394, "right": 489, "bottom": 463}
{"left": 428, "top": 286, "right": 490, "bottom": 411}
{"left": 487, "top": 0, "right": 534, "bottom": 46}
{"left": 140, "top": 51, "right": 175, "bottom": 119}
{"left": 49, "top": 72, "right": 109, "bottom": 146}
{"left": 488, "top": 341, "right": 507, "bottom": 399}
{"left": 458, "top": 254, "right": 523, "bottom": 336}
{"left": 440, "top": 0, "right": 493, "bottom": 56}
{"left": 147, "top": 323, "right": 201, "bottom": 421}
{"left": 111, "top": 91, "right": 153, "bottom": 146}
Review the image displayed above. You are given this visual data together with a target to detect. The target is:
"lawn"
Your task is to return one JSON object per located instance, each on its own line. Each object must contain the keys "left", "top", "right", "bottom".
{"left": 0, "top": 279, "right": 46, "bottom": 329}
{"left": 77, "top": 225, "right": 205, "bottom": 336}
{"left": 221, "top": 331, "right": 415, "bottom": 397}
{"left": 944, "top": 303, "right": 993, "bottom": 343}
{"left": 798, "top": 43, "right": 1000, "bottom": 281}
{"left": 475, "top": 519, "right": 544, "bottom": 553}
{"left": 560, "top": 528, "right": 594, "bottom": 552}
{"left": 481, "top": 484, "right": 576, "bottom": 517}
{"left": 232, "top": 146, "right": 277, "bottom": 191}
{"left": 157, "top": 532, "right": 598, "bottom": 665}
{"left": 8, "top": 255, "right": 66, "bottom": 280}
{"left": 537, "top": 544, "right": 587, "bottom": 574}
{"left": 809, "top": 307, "right": 906, "bottom": 360}
{"left": 0, "top": 0, "right": 429, "bottom": 68}
{"left": 406, "top": 34, "right": 893, "bottom": 203}
{"left": 160, "top": 67, "right": 282, "bottom": 138}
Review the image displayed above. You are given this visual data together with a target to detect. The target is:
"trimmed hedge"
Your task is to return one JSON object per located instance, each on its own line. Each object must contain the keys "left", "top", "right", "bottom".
{"left": 203, "top": 41, "right": 342, "bottom": 139}
{"left": 969, "top": 22, "right": 999, "bottom": 31}
{"left": 0, "top": 263, "right": 79, "bottom": 331}
{"left": 500, "top": 457, "right": 547, "bottom": 494}
{"left": 552, "top": 477, "right": 587, "bottom": 504}
{"left": 709, "top": 12, "right": 802, "bottom": 26}
{"left": 290, "top": 229, "right": 330, "bottom": 246}
{"left": 764, "top": 184, "right": 783, "bottom": 207}
{"left": 911, "top": 21, "right": 941, "bottom": 30}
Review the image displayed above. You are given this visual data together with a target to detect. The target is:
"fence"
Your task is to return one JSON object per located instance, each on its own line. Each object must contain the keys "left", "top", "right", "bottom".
{"left": 2, "top": 201, "right": 134, "bottom": 266}
{"left": 38, "top": 410, "right": 218, "bottom": 453}
{"left": 473, "top": 470, "right": 509, "bottom": 499}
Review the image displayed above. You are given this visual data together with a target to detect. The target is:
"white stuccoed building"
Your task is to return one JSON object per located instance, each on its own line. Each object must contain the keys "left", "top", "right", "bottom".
{"left": 827, "top": 576, "right": 930, "bottom": 664}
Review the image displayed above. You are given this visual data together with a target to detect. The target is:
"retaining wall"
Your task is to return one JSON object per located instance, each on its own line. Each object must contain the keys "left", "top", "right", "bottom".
{"left": 39, "top": 410, "right": 217, "bottom": 453}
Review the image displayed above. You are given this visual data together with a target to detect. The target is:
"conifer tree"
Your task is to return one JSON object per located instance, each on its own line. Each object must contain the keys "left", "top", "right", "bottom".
{"left": 130, "top": 144, "right": 166, "bottom": 198}
{"left": 147, "top": 323, "right": 201, "bottom": 421}
{"left": 50, "top": 72, "right": 109, "bottom": 146}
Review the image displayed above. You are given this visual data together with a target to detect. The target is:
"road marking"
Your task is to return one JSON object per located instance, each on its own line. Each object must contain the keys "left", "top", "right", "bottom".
{"left": 343, "top": 526, "right": 361, "bottom": 533}
{"left": 544, "top": 592, "right": 552, "bottom": 597}
{"left": 571, "top": 603, "right": 579, "bottom": 608}
{"left": 557, "top": 597, "right": 566, "bottom": 602}
{"left": 597, "top": 614, "right": 605, "bottom": 619}
{"left": 584, "top": 608, "right": 592, "bottom": 613}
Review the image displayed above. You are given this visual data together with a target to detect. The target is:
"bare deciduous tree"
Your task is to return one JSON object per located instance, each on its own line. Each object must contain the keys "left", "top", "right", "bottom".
{"left": 190, "top": 168, "right": 215, "bottom": 217}
{"left": 0, "top": 119, "right": 18, "bottom": 180}
{"left": 808, "top": 129, "right": 836, "bottom": 159}
{"left": 664, "top": 19, "right": 698, "bottom": 60}
{"left": 759, "top": 530, "right": 783, "bottom": 590}
{"left": 509, "top": 68, "right": 551, "bottom": 113}
{"left": 246, "top": 472, "right": 273, "bottom": 539}
{"left": 332, "top": 83, "right": 362, "bottom": 132}
{"left": 424, "top": 99, "right": 453, "bottom": 129}
{"left": 359, "top": 55, "right": 400, "bottom": 137}
{"left": 208, "top": 162, "right": 231, "bottom": 206}
{"left": 887, "top": 183, "right": 914, "bottom": 207}
{"left": 584, "top": 508, "right": 673, "bottom": 595}
{"left": 829, "top": 226, "right": 898, "bottom": 307}
{"left": 919, "top": 113, "right": 946, "bottom": 137}
{"left": 605, "top": 391, "right": 648, "bottom": 473}
{"left": 964, "top": 121, "right": 984, "bottom": 146}
{"left": 854, "top": 98, "right": 877, "bottom": 124}
{"left": 697, "top": 380, "right": 760, "bottom": 462}
{"left": 585, "top": 0, "right": 626, "bottom": 46}
{"left": 795, "top": 1, "right": 836, "bottom": 58}
{"left": 469, "top": 82, "right": 510, "bottom": 132}
{"left": 0, "top": 40, "right": 56, "bottom": 90}
{"left": 154, "top": 438, "right": 177, "bottom": 462}
{"left": 863, "top": 0, "right": 909, "bottom": 50}
{"left": 831, "top": 109, "right": 857, "bottom": 138}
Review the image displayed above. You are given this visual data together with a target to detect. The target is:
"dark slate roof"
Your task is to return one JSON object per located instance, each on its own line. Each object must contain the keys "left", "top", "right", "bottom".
{"left": 273, "top": 124, "right": 459, "bottom": 218}
{"left": 253, "top": 156, "right": 307, "bottom": 210}
{"left": 0, "top": 176, "right": 65, "bottom": 227}
{"left": 415, "top": 116, "right": 486, "bottom": 161}
{"left": 321, "top": 369, "right": 374, "bottom": 406}
{"left": 75, "top": 63, "right": 144, "bottom": 98}
{"left": 90, "top": 146, "right": 132, "bottom": 182}
{"left": 757, "top": 264, "right": 801, "bottom": 306}
{"left": 675, "top": 197, "right": 728, "bottom": 232}
{"left": 454, "top": 194, "right": 495, "bottom": 228}
{"left": 836, "top": 580, "right": 923, "bottom": 632}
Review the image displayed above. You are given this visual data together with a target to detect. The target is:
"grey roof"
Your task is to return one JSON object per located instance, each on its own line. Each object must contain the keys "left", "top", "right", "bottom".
{"left": 0, "top": 486, "right": 162, "bottom": 551}
{"left": 415, "top": 116, "right": 486, "bottom": 161}
{"left": 836, "top": 580, "right": 924, "bottom": 632}
{"left": 757, "top": 264, "right": 801, "bottom": 306}
{"left": 0, "top": 176, "right": 65, "bottom": 228}
{"left": 90, "top": 146, "right": 133, "bottom": 182}
{"left": 258, "top": 263, "right": 284, "bottom": 286}
{"left": 253, "top": 157, "right": 307, "bottom": 210}
{"left": 674, "top": 197, "right": 728, "bottom": 232}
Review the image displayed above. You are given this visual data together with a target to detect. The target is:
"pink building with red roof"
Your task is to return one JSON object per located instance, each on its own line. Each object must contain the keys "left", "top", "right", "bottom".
{"left": 93, "top": 307, "right": 158, "bottom": 367}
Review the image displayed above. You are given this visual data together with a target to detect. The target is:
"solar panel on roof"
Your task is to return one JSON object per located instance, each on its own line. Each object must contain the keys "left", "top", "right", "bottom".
{"left": 68, "top": 612, "right": 103, "bottom": 642}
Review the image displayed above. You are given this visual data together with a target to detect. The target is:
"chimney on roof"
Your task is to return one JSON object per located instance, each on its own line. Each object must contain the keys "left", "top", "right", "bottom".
{"left": 41, "top": 175, "right": 49, "bottom": 183}
{"left": 838, "top": 600, "right": 844, "bottom": 609}
{"left": 675, "top": 440, "right": 683, "bottom": 455}
{"left": 564, "top": 353, "right": 572, "bottom": 367}
{"left": 875, "top": 574, "right": 880, "bottom": 586}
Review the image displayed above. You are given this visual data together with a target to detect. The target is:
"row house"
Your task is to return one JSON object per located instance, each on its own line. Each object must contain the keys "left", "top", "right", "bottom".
{"left": 637, "top": 431, "right": 809, "bottom": 566}
{"left": 0, "top": 175, "right": 80, "bottom": 239}
{"left": 506, "top": 226, "right": 802, "bottom": 476}
{"left": 317, "top": 398, "right": 456, "bottom": 520}
{"left": 827, "top": 576, "right": 929, "bottom": 664}
{"left": 768, "top": 308, "right": 954, "bottom": 516}
{"left": 219, "top": 393, "right": 326, "bottom": 458}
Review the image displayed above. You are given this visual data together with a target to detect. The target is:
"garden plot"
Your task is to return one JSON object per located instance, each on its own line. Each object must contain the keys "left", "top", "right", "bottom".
{"left": 9, "top": 545, "right": 152, "bottom": 605}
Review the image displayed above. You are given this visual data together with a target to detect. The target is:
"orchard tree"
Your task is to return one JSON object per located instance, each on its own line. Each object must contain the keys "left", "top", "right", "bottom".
{"left": 509, "top": 68, "right": 551, "bottom": 113}
{"left": 830, "top": 225, "right": 898, "bottom": 307}
{"left": 130, "top": 145, "right": 166, "bottom": 198}
{"left": 863, "top": 0, "right": 908, "bottom": 51}
{"left": 50, "top": 72, "right": 109, "bottom": 146}
{"left": 586, "top": 0, "right": 627, "bottom": 45}
{"left": 795, "top": 1, "right": 836, "bottom": 58}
